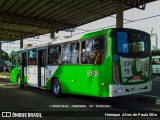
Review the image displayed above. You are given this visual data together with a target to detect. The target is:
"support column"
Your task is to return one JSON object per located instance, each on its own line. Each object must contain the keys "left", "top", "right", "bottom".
{"left": 0, "top": 41, "right": 1, "bottom": 60}
{"left": 50, "top": 29, "right": 55, "bottom": 39}
{"left": 155, "top": 33, "right": 158, "bottom": 48}
{"left": 20, "top": 37, "right": 23, "bottom": 49}
{"left": 116, "top": 3, "right": 123, "bottom": 28}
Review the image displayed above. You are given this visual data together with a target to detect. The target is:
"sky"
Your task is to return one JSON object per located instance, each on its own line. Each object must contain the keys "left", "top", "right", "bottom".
{"left": 2, "top": 0, "right": 160, "bottom": 54}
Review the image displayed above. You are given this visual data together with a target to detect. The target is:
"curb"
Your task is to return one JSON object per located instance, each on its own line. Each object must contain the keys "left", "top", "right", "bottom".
{"left": 136, "top": 94, "right": 160, "bottom": 106}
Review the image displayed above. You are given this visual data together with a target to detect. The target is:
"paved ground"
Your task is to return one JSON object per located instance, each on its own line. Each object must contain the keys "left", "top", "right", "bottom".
{"left": 0, "top": 73, "right": 159, "bottom": 97}
{"left": 0, "top": 73, "right": 159, "bottom": 120}
{"left": 146, "top": 75, "right": 160, "bottom": 97}
{"left": 0, "top": 72, "right": 10, "bottom": 79}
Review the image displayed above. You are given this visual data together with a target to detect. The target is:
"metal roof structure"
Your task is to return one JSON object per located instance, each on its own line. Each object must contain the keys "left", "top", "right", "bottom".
{"left": 0, "top": 0, "right": 156, "bottom": 41}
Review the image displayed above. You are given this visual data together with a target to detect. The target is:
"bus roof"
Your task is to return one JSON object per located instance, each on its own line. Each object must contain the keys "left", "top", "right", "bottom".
{"left": 80, "top": 28, "right": 113, "bottom": 39}
{"left": 12, "top": 28, "right": 150, "bottom": 53}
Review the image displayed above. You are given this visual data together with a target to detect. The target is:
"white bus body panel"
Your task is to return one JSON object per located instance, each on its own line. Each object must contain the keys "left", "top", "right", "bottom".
{"left": 27, "top": 66, "right": 38, "bottom": 87}
{"left": 45, "top": 66, "right": 59, "bottom": 80}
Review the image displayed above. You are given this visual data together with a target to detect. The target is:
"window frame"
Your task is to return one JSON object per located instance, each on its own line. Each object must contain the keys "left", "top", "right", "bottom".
{"left": 115, "top": 29, "right": 150, "bottom": 58}
{"left": 48, "top": 44, "right": 62, "bottom": 65}
{"left": 62, "top": 41, "right": 80, "bottom": 65}
{"left": 17, "top": 52, "right": 22, "bottom": 65}
{"left": 80, "top": 35, "right": 106, "bottom": 65}
{"left": 28, "top": 49, "right": 37, "bottom": 65}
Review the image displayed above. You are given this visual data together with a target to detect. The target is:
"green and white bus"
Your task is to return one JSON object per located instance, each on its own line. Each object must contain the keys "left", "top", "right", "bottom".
{"left": 10, "top": 28, "right": 152, "bottom": 97}
{"left": 152, "top": 50, "right": 160, "bottom": 74}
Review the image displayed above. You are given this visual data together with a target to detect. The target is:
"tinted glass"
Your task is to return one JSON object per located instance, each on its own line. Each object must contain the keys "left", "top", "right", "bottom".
{"left": 117, "top": 31, "right": 150, "bottom": 55}
{"left": 81, "top": 36, "right": 105, "bottom": 64}
{"left": 62, "top": 42, "right": 79, "bottom": 64}
{"left": 28, "top": 50, "right": 36, "bottom": 65}
{"left": 48, "top": 45, "right": 61, "bottom": 65}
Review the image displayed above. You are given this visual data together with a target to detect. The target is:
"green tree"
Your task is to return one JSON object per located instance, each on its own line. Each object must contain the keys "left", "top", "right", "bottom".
{"left": 0, "top": 50, "right": 9, "bottom": 60}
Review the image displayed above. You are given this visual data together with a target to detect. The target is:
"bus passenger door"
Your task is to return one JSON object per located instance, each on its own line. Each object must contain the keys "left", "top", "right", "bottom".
{"left": 22, "top": 52, "right": 27, "bottom": 83}
{"left": 38, "top": 50, "right": 46, "bottom": 87}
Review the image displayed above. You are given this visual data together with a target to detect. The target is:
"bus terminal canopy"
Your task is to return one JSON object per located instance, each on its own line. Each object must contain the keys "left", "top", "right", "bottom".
{"left": 0, "top": 0, "right": 156, "bottom": 41}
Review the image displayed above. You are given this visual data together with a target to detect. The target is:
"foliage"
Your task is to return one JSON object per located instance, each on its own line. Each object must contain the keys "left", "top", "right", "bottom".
{"left": 0, "top": 50, "right": 9, "bottom": 60}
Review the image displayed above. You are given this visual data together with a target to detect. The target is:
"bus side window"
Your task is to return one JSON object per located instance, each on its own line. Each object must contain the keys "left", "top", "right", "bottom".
{"left": 48, "top": 45, "right": 61, "bottom": 65}
{"left": 62, "top": 42, "right": 79, "bottom": 64}
{"left": 81, "top": 36, "right": 105, "bottom": 64}
{"left": 28, "top": 50, "right": 36, "bottom": 65}
{"left": 71, "top": 42, "right": 79, "bottom": 64}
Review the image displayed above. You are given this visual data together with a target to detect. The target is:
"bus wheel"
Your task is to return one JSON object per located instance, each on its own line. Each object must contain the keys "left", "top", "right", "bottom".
{"left": 17, "top": 75, "right": 24, "bottom": 88}
{"left": 52, "top": 79, "right": 62, "bottom": 97}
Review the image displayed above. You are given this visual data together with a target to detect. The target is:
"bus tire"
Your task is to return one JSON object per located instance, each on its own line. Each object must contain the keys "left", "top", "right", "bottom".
{"left": 17, "top": 75, "right": 24, "bottom": 88}
{"left": 52, "top": 79, "right": 62, "bottom": 97}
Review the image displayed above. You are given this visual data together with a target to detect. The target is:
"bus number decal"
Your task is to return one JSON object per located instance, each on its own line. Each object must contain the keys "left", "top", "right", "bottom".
{"left": 120, "top": 58, "right": 133, "bottom": 77}
{"left": 87, "top": 70, "right": 99, "bottom": 77}
{"left": 123, "top": 61, "right": 131, "bottom": 66}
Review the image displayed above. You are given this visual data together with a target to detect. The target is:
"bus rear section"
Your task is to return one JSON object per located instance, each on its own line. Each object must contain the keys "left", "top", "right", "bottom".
{"left": 109, "top": 28, "right": 152, "bottom": 97}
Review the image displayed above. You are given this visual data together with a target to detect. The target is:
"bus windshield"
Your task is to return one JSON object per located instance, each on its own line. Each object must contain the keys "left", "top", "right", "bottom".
{"left": 116, "top": 30, "right": 150, "bottom": 56}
